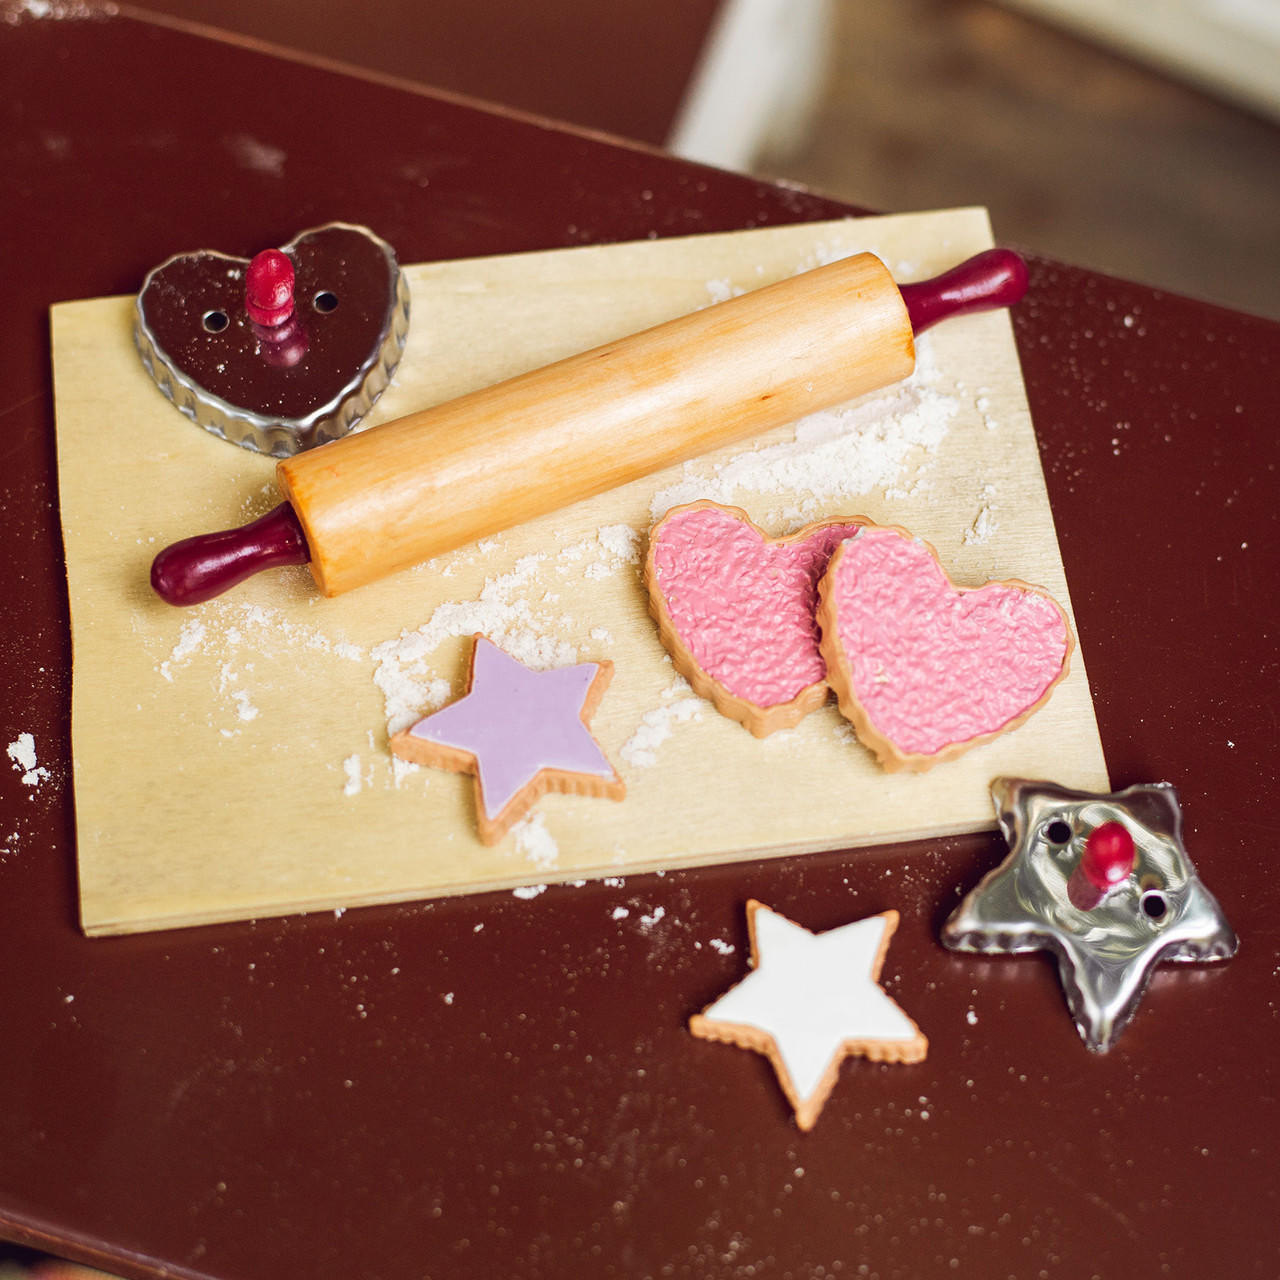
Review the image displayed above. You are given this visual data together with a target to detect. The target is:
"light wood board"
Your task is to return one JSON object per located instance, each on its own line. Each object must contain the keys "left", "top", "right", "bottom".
{"left": 52, "top": 209, "right": 1109, "bottom": 935}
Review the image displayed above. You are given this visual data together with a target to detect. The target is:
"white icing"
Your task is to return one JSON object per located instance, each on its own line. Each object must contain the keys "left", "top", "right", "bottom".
{"left": 700, "top": 906, "right": 919, "bottom": 1105}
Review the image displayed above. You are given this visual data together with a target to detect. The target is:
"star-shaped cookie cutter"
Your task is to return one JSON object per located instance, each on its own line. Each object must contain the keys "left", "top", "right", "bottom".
{"left": 941, "top": 777, "right": 1237, "bottom": 1051}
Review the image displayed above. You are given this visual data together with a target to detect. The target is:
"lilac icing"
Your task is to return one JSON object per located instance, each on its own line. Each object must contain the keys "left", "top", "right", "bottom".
{"left": 407, "top": 638, "right": 616, "bottom": 819}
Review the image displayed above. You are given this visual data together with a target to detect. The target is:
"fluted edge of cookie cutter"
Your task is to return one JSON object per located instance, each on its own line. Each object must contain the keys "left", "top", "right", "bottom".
{"left": 132, "top": 221, "right": 412, "bottom": 459}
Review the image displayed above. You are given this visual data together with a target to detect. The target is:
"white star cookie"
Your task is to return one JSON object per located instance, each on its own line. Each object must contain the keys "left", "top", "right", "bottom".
{"left": 690, "top": 901, "right": 928, "bottom": 1130}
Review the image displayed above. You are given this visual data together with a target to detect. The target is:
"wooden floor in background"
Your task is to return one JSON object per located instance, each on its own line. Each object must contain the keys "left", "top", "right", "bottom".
{"left": 757, "top": 0, "right": 1280, "bottom": 320}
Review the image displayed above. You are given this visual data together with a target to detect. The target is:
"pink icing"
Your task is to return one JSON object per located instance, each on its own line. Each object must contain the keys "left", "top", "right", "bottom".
{"left": 827, "top": 528, "right": 1069, "bottom": 757}
{"left": 650, "top": 506, "right": 862, "bottom": 707}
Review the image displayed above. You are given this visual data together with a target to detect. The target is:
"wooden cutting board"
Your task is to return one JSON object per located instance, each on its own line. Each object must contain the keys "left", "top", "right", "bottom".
{"left": 52, "top": 208, "right": 1108, "bottom": 935}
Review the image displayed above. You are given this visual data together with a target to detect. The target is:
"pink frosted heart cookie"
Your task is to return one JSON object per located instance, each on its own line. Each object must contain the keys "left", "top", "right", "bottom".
{"left": 817, "top": 526, "right": 1073, "bottom": 770}
{"left": 645, "top": 502, "right": 867, "bottom": 737}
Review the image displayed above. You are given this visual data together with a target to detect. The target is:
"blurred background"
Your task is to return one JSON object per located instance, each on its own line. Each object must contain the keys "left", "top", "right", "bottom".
{"left": 2, "top": 0, "right": 1276, "bottom": 1273}
{"left": 116, "top": 0, "right": 1280, "bottom": 319}
{"left": 758, "top": 0, "right": 1280, "bottom": 320}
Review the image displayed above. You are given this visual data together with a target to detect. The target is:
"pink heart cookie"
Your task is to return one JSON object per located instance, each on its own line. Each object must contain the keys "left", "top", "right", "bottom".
{"left": 645, "top": 502, "right": 868, "bottom": 737}
{"left": 817, "top": 526, "right": 1074, "bottom": 771}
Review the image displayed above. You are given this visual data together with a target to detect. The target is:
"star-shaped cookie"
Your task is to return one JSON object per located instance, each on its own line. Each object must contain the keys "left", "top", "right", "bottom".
{"left": 389, "top": 635, "right": 624, "bottom": 843}
{"left": 690, "top": 901, "right": 928, "bottom": 1130}
{"left": 941, "top": 777, "right": 1238, "bottom": 1051}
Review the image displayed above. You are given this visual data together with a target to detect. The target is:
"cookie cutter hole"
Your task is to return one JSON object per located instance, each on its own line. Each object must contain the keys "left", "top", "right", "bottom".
{"left": 312, "top": 290, "right": 339, "bottom": 314}
{"left": 1140, "top": 888, "right": 1169, "bottom": 921}
{"left": 202, "top": 309, "right": 230, "bottom": 333}
{"left": 1043, "top": 818, "right": 1073, "bottom": 846}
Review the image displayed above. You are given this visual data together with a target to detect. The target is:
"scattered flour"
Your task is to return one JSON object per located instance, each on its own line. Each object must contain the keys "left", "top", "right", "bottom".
{"left": 638, "top": 905, "right": 666, "bottom": 931}
{"left": 157, "top": 602, "right": 368, "bottom": 756}
{"left": 231, "top": 688, "right": 259, "bottom": 723}
{"left": 620, "top": 679, "right": 705, "bottom": 768}
{"left": 595, "top": 523, "right": 641, "bottom": 564}
{"left": 512, "top": 813, "right": 559, "bottom": 872}
{"left": 342, "top": 754, "right": 366, "bottom": 797}
{"left": 975, "top": 390, "right": 999, "bottom": 431}
{"left": 390, "top": 755, "right": 420, "bottom": 789}
{"left": 6, "top": 733, "right": 50, "bottom": 788}
{"left": 159, "top": 602, "right": 366, "bottom": 708}
{"left": 559, "top": 524, "right": 642, "bottom": 582}
{"left": 160, "top": 619, "right": 207, "bottom": 681}
{"left": 583, "top": 519, "right": 640, "bottom": 581}
{"left": 512, "top": 883, "right": 547, "bottom": 900}
{"left": 705, "top": 278, "right": 744, "bottom": 305}
{"left": 647, "top": 345, "right": 956, "bottom": 523}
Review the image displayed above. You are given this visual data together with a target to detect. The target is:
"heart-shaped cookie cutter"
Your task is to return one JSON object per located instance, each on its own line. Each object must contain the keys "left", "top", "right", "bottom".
{"left": 133, "top": 221, "right": 411, "bottom": 456}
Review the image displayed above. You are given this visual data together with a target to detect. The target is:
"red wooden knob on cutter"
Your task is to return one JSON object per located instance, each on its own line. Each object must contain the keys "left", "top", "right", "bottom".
{"left": 151, "top": 247, "right": 1029, "bottom": 606}
{"left": 1067, "top": 821, "right": 1136, "bottom": 911}
{"left": 245, "top": 248, "right": 296, "bottom": 327}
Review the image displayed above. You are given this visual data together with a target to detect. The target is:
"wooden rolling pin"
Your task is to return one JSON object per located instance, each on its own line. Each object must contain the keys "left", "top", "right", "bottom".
{"left": 152, "top": 248, "right": 1027, "bottom": 604}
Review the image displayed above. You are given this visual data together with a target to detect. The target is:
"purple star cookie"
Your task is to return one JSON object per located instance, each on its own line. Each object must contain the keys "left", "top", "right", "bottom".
{"left": 390, "top": 635, "right": 625, "bottom": 843}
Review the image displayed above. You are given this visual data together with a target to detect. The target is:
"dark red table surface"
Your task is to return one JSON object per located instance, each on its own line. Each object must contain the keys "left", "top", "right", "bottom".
{"left": 2, "top": 10, "right": 1278, "bottom": 1280}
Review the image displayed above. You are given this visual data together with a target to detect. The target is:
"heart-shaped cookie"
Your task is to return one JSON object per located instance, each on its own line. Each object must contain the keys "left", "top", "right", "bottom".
{"left": 817, "top": 525, "right": 1073, "bottom": 770}
{"left": 134, "top": 222, "right": 410, "bottom": 456}
{"left": 645, "top": 502, "right": 868, "bottom": 736}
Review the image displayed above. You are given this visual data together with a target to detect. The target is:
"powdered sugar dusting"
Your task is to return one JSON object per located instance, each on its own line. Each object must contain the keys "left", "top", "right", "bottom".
{"left": 639, "top": 904, "right": 666, "bottom": 930}
{"left": 595, "top": 523, "right": 641, "bottom": 564}
{"left": 513, "top": 813, "right": 559, "bottom": 871}
{"left": 648, "top": 341, "right": 956, "bottom": 523}
{"left": 620, "top": 679, "right": 705, "bottom": 767}
{"left": 161, "top": 603, "right": 365, "bottom": 675}
{"left": 6, "top": 733, "right": 50, "bottom": 788}
{"left": 160, "top": 620, "right": 206, "bottom": 681}
{"left": 155, "top": 601, "right": 366, "bottom": 740}
{"left": 342, "top": 754, "right": 366, "bottom": 797}
{"left": 705, "top": 278, "right": 744, "bottom": 305}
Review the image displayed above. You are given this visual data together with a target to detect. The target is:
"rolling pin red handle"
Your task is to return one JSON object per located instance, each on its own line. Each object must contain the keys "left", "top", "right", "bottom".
{"left": 898, "top": 247, "right": 1028, "bottom": 334}
{"left": 150, "top": 501, "right": 309, "bottom": 606}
